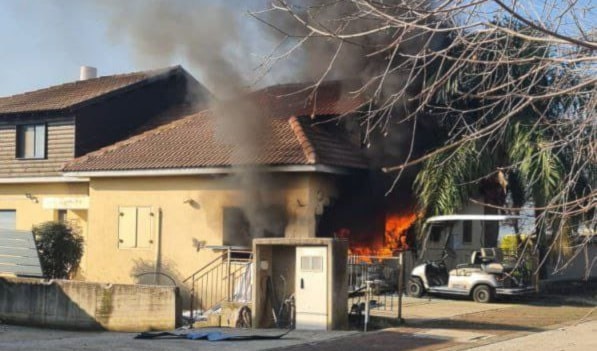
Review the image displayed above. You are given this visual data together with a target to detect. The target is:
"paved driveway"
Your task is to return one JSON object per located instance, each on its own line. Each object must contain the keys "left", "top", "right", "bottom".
{"left": 1, "top": 295, "right": 593, "bottom": 351}
{"left": 284, "top": 296, "right": 596, "bottom": 351}
{"left": 0, "top": 327, "right": 355, "bottom": 351}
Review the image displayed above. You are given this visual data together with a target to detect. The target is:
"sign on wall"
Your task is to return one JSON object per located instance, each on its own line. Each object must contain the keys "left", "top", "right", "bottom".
{"left": 42, "top": 197, "right": 89, "bottom": 210}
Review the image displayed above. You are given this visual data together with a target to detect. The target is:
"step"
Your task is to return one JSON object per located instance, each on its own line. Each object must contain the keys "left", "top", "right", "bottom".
{"left": 191, "top": 302, "right": 252, "bottom": 328}
{"left": 192, "top": 313, "right": 221, "bottom": 328}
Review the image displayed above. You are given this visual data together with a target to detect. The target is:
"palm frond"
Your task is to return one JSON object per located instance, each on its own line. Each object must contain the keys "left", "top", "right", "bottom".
{"left": 414, "top": 142, "right": 484, "bottom": 216}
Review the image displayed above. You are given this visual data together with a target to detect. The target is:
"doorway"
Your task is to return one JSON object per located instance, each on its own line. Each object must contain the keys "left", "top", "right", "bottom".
{"left": 295, "top": 246, "right": 328, "bottom": 330}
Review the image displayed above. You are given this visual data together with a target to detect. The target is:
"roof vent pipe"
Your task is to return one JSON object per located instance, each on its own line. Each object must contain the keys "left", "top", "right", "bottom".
{"left": 79, "top": 66, "right": 97, "bottom": 80}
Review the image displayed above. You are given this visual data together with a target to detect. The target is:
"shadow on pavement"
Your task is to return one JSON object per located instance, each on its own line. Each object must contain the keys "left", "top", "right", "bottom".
{"left": 278, "top": 330, "right": 458, "bottom": 351}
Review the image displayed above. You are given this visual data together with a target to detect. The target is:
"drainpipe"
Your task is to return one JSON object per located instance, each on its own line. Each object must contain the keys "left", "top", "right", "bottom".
{"left": 155, "top": 208, "right": 163, "bottom": 284}
{"left": 227, "top": 247, "right": 232, "bottom": 302}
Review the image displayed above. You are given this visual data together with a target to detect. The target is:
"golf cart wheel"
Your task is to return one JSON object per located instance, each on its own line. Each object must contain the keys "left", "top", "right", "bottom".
{"left": 472, "top": 285, "right": 494, "bottom": 303}
{"left": 407, "top": 277, "right": 425, "bottom": 298}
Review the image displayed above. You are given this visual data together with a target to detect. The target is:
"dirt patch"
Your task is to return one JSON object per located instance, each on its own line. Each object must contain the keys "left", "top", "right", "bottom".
{"left": 427, "top": 304, "right": 594, "bottom": 335}
{"left": 395, "top": 300, "right": 597, "bottom": 349}
{"left": 280, "top": 301, "right": 596, "bottom": 351}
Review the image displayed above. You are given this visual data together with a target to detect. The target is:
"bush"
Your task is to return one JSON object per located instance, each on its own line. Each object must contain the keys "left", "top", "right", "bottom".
{"left": 33, "top": 221, "right": 83, "bottom": 279}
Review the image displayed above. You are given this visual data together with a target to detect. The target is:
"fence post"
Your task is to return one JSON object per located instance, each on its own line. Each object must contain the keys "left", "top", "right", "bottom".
{"left": 397, "top": 252, "right": 404, "bottom": 323}
{"left": 227, "top": 248, "right": 232, "bottom": 302}
{"left": 190, "top": 277, "right": 195, "bottom": 322}
{"left": 364, "top": 280, "right": 371, "bottom": 332}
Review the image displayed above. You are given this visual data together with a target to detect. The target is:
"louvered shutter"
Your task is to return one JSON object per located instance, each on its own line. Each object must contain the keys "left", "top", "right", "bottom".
{"left": 118, "top": 207, "right": 136, "bottom": 248}
{"left": 136, "top": 207, "right": 153, "bottom": 248}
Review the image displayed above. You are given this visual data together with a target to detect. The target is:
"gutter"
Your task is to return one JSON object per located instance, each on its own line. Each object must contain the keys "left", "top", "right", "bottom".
{"left": 0, "top": 176, "right": 89, "bottom": 184}
{"left": 62, "top": 165, "right": 356, "bottom": 178}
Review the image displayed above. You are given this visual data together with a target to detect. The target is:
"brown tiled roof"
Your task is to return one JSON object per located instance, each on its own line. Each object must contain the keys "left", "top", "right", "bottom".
{"left": 64, "top": 81, "right": 370, "bottom": 172}
{"left": 0, "top": 66, "right": 182, "bottom": 115}
{"left": 250, "top": 80, "right": 366, "bottom": 119}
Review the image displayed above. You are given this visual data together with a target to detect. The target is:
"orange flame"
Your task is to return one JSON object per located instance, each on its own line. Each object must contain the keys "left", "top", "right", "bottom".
{"left": 347, "top": 212, "right": 418, "bottom": 259}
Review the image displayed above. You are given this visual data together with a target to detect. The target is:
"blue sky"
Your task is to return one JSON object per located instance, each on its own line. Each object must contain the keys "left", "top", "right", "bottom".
{"left": 0, "top": 1, "right": 138, "bottom": 96}
{"left": 0, "top": 0, "right": 268, "bottom": 97}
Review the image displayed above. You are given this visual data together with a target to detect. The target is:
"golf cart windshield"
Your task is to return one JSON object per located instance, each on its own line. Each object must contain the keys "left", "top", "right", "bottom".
{"left": 419, "top": 215, "right": 527, "bottom": 264}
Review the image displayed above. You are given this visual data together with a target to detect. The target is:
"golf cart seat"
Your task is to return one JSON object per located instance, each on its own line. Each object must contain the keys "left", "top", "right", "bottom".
{"left": 456, "top": 251, "right": 484, "bottom": 269}
{"left": 482, "top": 262, "right": 515, "bottom": 274}
{"left": 479, "top": 248, "right": 516, "bottom": 274}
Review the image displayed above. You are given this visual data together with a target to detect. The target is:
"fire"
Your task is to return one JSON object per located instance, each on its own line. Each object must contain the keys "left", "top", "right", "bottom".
{"left": 384, "top": 213, "right": 418, "bottom": 253}
{"left": 345, "top": 212, "right": 418, "bottom": 258}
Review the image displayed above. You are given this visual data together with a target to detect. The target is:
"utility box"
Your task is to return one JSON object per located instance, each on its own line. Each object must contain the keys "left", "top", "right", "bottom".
{"left": 252, "top": 238, "right": 348, "bottom": 331}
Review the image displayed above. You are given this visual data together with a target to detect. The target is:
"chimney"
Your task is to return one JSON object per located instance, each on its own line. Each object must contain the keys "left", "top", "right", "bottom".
{"left": 79, "top": 66, "right": 97, "bottom": 80}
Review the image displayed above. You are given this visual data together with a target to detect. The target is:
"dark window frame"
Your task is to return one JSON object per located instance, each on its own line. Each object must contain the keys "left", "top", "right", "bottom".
{"left": 15, "top": 123, "right": 47, "bottom": 160}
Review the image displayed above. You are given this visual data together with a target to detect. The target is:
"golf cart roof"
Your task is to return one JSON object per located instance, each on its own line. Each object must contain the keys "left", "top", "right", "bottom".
{"left": 425, "top": 215, "right": 526, "bottom": 223}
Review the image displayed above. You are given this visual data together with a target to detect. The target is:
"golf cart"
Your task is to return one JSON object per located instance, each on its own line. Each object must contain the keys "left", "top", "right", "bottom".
{"left": 407, "top": 215, "right": 535, "bottom": 303}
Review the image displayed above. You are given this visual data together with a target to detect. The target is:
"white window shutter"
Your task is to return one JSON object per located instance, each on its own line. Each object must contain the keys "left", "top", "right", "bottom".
{"left": 118, "top": 207, "right": 137, "bottom": 248}
{"left": 136, "top": 207, "right": 153, "bottom": 248}
{"left": 34, "top": 124, "right": 46, "bottom": 158}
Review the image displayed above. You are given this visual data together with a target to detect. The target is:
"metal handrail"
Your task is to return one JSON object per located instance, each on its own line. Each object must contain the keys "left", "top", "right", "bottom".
{"left": 182, "top": 252, "right": 228, "bottom": 284}
{"left": 185, "top": 248, "right": 253, "bottom": 321}
{"left": 190, "top": 256, "right": 251, "bottom": 288}
{"left": 222, "top": 258, "right": 252, "bottom": 281}
{"left": 182, "top": 248, "right": 252, "bottom": 283}
{"left": 190, "top": 256, "right": 227, "bottom": 282}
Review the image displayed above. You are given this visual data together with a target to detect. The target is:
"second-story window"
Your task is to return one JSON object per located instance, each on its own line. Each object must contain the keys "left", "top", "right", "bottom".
{"left": 16, "top": 124, "right": 46, "bottom": 159}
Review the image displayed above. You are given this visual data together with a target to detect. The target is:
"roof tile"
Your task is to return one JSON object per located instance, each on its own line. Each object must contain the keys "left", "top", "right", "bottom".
{"left": 64, "top": 81, "right": 370, "bottom": 172}
{"left": 0, "top": 66, "right": 180, "bottom": 115}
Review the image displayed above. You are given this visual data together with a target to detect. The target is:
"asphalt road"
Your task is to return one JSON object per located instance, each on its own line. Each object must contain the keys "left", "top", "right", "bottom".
{"left": 273, "top": 319, "right": 597, "bottom": 351}
{"left": 0, "top": 327, "right": 355, "bottom": 351}
{"left": 1, "top": 295, "right": 594, "bottom": 351}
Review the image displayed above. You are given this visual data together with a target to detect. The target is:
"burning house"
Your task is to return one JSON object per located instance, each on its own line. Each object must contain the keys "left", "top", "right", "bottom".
{"left": 56, "top": 73, "right": 444, "bottom": 319}
{"left": 60, "top": 78, "right": 391, "bottom": 284}
{"left": 0, "top": 59, "right": 429, "bottom": 302}
{"left": 0, "top": 62, "right": 504, "bottom": 330}
{"left": 71, "top": 0, "right": 455, "bottom": 275}
{"left": 0, "top": 58, "right": 494, "bottom": 292}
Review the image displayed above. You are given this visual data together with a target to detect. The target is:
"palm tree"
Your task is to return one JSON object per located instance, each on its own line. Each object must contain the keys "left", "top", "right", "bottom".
{"left": 413, "top": 18, "right": 593, "bottom": 260}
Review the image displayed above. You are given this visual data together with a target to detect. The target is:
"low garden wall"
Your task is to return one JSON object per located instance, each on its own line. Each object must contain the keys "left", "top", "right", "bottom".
{"left": 0, "top": 277, "right": 180, "bottom": 331}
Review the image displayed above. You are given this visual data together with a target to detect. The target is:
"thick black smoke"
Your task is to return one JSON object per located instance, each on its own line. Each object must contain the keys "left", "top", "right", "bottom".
{"left": 93, "top": 0, "right": 447, "bottom": 238}
{"left": 257, "top": 1, "right": 449, "bottom": 167}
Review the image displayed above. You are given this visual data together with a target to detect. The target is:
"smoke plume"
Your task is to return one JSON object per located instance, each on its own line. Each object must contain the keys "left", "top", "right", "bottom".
{"left": 93, "top": 0, "right": 446, "bottom": 239}
{"left": 256, "top": 0, "right": 448, "bottom": 166}
{"left": 94, "top": 0, "right": 290, "bottom": 239}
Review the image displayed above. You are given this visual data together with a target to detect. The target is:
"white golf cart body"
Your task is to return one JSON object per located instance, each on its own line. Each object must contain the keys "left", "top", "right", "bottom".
{"left": 409, "top": 215, "right": 535, "bottom": 302}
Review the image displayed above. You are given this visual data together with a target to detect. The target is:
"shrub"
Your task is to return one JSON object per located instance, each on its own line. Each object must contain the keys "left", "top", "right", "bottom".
{"left": 33, "top": 221, "right": 83, "bottom": 279}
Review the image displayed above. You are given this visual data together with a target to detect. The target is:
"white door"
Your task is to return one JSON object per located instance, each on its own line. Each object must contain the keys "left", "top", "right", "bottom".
{"left": 295, "top": 246, "right": 328, "bottom": 330}
{"left": 0, "top": 210, "right": 16, "bottom": 230}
